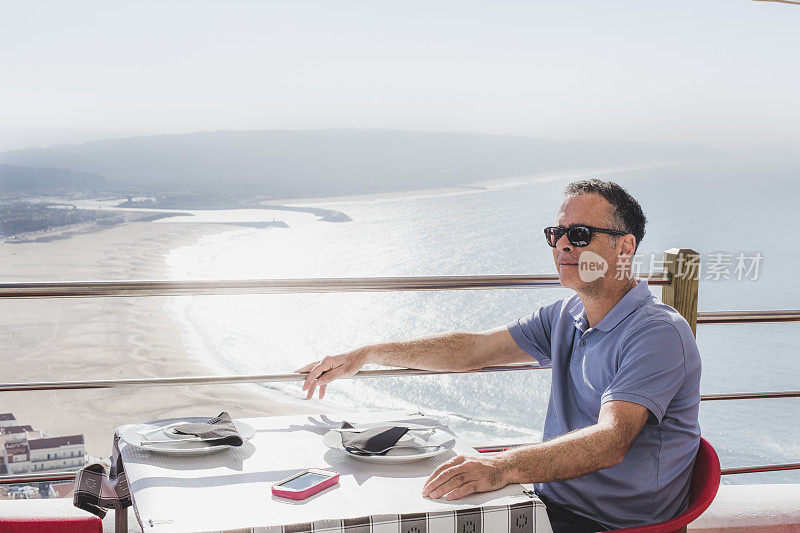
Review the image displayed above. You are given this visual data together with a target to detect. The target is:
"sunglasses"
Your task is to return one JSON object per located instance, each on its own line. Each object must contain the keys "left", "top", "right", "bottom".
{"left": 544, "top": 225, "right": 628, "bottom": 248}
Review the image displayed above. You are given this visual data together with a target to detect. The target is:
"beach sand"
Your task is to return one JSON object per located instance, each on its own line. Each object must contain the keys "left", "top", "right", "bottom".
{"left": 0, "top": 221, "right": 322, "bottom": 457}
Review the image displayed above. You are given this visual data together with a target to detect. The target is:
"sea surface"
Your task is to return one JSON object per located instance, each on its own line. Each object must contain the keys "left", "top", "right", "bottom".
{"left": 163, "top": 160, "right": 800, "bottom": 484}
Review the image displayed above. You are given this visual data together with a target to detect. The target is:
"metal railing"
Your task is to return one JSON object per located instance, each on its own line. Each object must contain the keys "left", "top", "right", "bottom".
{"left": 697, "top": 310, "right": 800, "bottom": 324}
{"left": 0, "top": 273, "right": 669, "bottom": 298}
{"left": 0, "top": 270, "right": 798, "bottom": 487}
{"left": 4, "top": 460, "right": 800, "bottom": 486}
{"left": 0, "top": 364, "right": 544, "bottom": 392}
{"left": 0, "top": 367, "right": 799, "bottom": 400}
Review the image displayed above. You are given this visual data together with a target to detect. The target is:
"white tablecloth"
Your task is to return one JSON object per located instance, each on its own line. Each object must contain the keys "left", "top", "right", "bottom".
{"left": 119, "top": 411, "right": 552, "bottom": 532}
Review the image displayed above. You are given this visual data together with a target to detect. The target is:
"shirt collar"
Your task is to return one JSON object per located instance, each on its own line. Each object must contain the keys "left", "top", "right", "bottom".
{"left": 569, "top": 278, "right": 651, "bottom": 332}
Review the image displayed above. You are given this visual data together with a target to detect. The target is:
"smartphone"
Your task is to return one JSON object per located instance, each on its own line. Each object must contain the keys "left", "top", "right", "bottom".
{"left": 271, "top": 468, "right": 340, "bottom": 500}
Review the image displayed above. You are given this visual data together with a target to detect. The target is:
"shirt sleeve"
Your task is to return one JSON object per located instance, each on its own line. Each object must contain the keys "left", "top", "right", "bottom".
{"left": 506, "top": 302, "right": 557, "bottom": 368}
{"left": 601, "top": 319, "right": 688, "bottom": 424}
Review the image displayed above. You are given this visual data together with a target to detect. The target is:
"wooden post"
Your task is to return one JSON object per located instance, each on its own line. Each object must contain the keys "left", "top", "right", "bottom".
{"left": 115, "top": 507, "right": 128, "bottom": 533}
{"left": 661, "top": 248, "right": 700, "bottom": 337}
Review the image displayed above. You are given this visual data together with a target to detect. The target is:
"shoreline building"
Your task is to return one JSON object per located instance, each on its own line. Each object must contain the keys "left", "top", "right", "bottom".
{"left": 0, "top": 413, "right": 17, "bottom": 428}
{"left": 0, "top": 413, "right": 86, "bottom": 499}
{"left": 28, "top": 436, "right": 86, "bottom": 472}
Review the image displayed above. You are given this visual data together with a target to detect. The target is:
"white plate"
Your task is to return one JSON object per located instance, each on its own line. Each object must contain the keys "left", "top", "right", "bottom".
{"left": 322, "top": 426, "right": 454, "bottom": 464}
{"left": 120, "top": 417, "right": 255, "bottom": 456}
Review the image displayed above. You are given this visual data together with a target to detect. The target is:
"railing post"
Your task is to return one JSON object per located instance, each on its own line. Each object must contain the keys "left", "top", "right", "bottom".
{"left": 662, "top": 248, "right": 700, "bottom": 337}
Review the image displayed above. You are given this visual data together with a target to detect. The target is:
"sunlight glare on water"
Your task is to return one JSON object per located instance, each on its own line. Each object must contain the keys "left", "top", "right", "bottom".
{"left": 165, "top": 163, "right": 800, "bottom": 481}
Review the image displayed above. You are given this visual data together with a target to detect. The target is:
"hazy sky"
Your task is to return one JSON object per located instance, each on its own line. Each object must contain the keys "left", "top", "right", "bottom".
{"left": 1, "top": 0, "right": 798, "bottom": 151}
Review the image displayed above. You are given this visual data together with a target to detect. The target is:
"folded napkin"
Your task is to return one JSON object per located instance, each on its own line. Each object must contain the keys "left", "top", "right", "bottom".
{"left": 74, "top": 432, "right": 130, "bottom": 518}
{"left": 340, "top": 421, "right": 410, "bottom": 455}
{"left": 172, "top": 412, "right": 243, "bottom": 446}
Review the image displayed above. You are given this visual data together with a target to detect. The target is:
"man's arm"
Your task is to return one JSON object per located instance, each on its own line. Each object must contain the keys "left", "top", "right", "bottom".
{"left": 422, "top": 400, "right": 651, "bottom": 500}
{"left": 295, "top": 326, "right": 532, "bottom": 399}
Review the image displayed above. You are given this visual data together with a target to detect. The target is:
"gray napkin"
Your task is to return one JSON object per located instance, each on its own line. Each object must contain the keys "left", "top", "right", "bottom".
{"left": 172, "top": 412, "right": 243, "bottom": 446}
{"left": 340, "top": 421, "right": 409, "bottom": 455}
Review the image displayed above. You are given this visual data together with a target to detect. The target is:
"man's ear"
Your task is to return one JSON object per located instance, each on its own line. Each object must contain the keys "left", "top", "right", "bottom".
{"left": 619, "top": 234, "right": 637, "bottom": 257}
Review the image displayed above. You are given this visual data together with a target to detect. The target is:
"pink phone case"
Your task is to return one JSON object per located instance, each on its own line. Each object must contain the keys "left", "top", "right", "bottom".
{"left": 271, "top": 469, "right": 340, "bottom": 500}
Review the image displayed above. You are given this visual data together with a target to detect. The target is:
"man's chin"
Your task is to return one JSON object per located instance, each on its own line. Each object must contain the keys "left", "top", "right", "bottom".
{"left": 558, "top": 269, "right": 603, "bottom": 293}
{"left": 557, "top": 270, "right": 580, "bottom": 290}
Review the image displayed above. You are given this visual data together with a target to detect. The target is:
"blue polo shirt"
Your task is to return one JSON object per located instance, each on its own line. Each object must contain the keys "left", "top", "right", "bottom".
{"left": 508, "top": 279, "right": 701, "bottom": 529}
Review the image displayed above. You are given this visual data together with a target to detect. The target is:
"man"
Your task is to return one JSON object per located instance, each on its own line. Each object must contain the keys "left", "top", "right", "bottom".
{"left": 296, "top": 179, "right": 701, "bottom": 532}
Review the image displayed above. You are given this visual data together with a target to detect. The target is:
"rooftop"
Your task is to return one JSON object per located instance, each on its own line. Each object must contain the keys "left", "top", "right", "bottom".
{"left": 0, "top": 414, "right": 16, "bottom": 422}
{"left": 27, "top": 435, "right": 84, "bottom": 451}
{"left": 48, "top": 482, "right": 75, "bottom": 499}
{"left": 0, "top": 425, "right": 33, "bottom": 435}
{"left": 4, "top": 442, "right": 29, "bottom": 457}
{"left": 0, "top": 435, "right": 24, "bottom": 446}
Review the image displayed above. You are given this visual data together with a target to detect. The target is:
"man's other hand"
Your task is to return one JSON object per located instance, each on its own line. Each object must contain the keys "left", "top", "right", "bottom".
{"left": 422, "top": 454, "right": 511, "bottom": 500}
{"left": 294, "top": 349, "right": 368, "bottom": 400}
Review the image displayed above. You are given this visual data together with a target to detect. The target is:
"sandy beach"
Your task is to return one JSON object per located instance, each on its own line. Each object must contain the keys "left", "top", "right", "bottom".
{"left": 0, "top": 221, "right": 322, "bottom": 457}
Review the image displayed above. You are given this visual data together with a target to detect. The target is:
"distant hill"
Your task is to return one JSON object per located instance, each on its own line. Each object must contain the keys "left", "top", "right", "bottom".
{"left": 0, "top": 127, "right": 140, "bottom": 152}
{"left": 0, "top": 130, "right": 716, "bottom": 198}
{"left": 0, "top": 163, "right": 107, "bottom": 195}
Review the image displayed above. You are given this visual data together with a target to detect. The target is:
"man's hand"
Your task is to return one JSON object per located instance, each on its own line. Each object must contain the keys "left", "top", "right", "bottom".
{"left": 422, "top": 454, "right": 511, "bottom": 500}
{"left": 294, "top": 349, "right": 369, "bottom": 399}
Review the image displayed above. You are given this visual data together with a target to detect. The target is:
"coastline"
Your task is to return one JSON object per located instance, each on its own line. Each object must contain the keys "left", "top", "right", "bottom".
{"left": 271, "top": 161, "right": 682, "bottom": 205}
{"left": 1, "top": 160, "right": 679, "bottom": 242}
{"left": 0, "top": 221, "right": 322, "bottom": 457}
{"left": 0, "top": 208, "right": 185, "bottom": 244}
{"left": 0, "top": 160, "right": 682, "bottom": 457}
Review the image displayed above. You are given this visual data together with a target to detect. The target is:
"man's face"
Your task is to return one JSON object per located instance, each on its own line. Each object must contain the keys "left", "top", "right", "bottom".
{"left": 552, "top": 193, "right": 628, "bottom": 293}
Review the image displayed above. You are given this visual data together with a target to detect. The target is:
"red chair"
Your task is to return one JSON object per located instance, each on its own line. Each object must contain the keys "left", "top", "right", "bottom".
{"left": 0, "top": 498, "right": 102, "bottom": 533}
{"left": 609, "top": 437, "right": 721, "bottom": 533}
{"left": 0, "top": 516, "right": 102, "bottom": 533}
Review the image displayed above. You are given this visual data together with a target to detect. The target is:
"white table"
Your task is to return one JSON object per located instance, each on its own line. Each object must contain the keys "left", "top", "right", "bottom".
{"left": 116, "top": 411, "right": 552, "bottom": 532}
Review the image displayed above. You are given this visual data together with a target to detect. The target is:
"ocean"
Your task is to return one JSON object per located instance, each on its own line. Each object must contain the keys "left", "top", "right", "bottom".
{"left": 162, "top": 160, "right": 800, "bottom": 484}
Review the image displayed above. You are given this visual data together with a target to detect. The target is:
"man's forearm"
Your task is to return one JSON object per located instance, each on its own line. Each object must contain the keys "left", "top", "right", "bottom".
{"left": 364, "top": 332, "right": 483, "bottom": 372}
{"left": 298, "top": 326, "right": 526, "bottom": 400}
{"left": 499, "top": 423, "right": 628, "bottom": 484}
{"left": 422, "top": 401, "right": 649, "bottom": 501}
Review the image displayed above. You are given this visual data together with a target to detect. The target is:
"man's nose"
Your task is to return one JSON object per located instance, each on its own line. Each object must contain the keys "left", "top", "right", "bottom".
{"left": 555, "top": 233, "right": 573, "bottom": 251}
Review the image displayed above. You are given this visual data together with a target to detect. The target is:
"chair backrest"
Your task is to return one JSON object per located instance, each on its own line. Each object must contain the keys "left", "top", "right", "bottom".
{"left": 0, "top": 517, "right": 103, "bottom": 533}
{"left": 609, "top": 437, "right": 722, "bottom": 533}
{"left": 686, "top": 438, "right": 722, "bottom": 519}
{"left": 0, "top": 497, "right": 103, "bottom": 533}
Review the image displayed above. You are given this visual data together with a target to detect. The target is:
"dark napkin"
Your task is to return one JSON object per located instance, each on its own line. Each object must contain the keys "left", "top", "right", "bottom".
{"left": 339, "top": 421, "right": 410, "bottom": 455}
{"left": 172, "top": 412, "right": 243, "bottom": 446}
